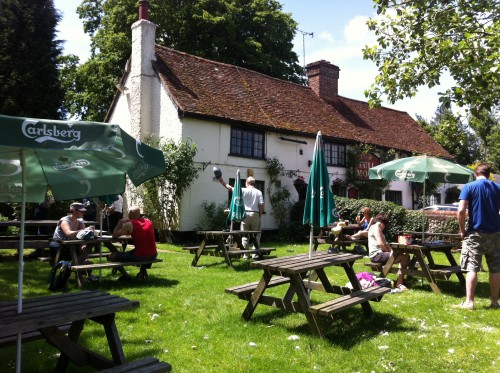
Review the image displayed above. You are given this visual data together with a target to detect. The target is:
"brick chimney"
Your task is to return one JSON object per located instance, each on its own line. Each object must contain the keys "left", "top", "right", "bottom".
{"left": 139, "top": 0, "right": 149, "bottom": 20}
{"left": 306, "top": 60, "right": 340, "bottom": 100}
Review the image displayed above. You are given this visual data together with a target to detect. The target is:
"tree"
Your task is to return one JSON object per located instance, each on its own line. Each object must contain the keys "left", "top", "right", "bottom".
{"left": 467, "top": 109, "right": 500, "bottom": 171}
{"left": 416, "top": 105, "right": 480, "bottom": 166}
{"left": 363, "top": 0, "right": 500, "bottom": 117}
{"left": 131, "top": 138, "right": 199, "bottom": 242}
{"left": 64, "top": 0, "right": 303, "bottom": 121}
{"left": 0, "top": 0, "right": 64, "bottom": 118}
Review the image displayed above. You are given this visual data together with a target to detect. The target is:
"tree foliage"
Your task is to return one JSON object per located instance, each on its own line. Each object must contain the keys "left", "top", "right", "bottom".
{"left": 63, "top": 0, "right": 303, "bottom": 121}
{"left": 130, "top": 138, "right": 199, "bottom": 242}
{"left": 416, "top": 105, "right": 480, "bottom": 166}
{"left": 0, "top": 0, "right": 64, "bottom": 118}
{"left": 363, "top": 0, "right": 500, "bottom": 117}
{"left": 467, "top": 109, "right": 500, "bottom": 171}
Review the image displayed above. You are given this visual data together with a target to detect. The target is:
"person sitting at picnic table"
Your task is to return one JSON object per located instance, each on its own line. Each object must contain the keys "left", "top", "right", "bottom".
{"left": 346, "top": 206, "right": 373, "bottom": 241}
{"left": 368, "top": 213, "right": 410, "bottom": 291}
{"left": 49, "top": 202, "right": 95, "bottom": 277}
{"left": 110, "top": 206, "right": 157, "bottom": 279}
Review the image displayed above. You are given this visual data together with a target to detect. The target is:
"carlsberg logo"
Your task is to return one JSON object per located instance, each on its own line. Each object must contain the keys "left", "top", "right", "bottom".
{"left": 22, "top": 119, "right": 81, "bottom": 143}
{"left": 395, "top": 169, "right": 415, "bottom": 179}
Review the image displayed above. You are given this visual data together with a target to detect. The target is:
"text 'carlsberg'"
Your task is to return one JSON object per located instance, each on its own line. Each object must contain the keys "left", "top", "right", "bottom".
{"left": 22, "top": 120, "right": 81, "bottom": 143}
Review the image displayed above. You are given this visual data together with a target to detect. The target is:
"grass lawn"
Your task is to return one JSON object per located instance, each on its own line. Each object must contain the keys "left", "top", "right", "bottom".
{"left": 0, "top": 242, "right": 499, "bottom": 372}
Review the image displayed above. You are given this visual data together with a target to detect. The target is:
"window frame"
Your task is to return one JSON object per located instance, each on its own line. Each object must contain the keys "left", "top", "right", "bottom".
{"left": 229, "top": 127, "right": 265, "bottom": 159}
{"left": 323, "top": 142, "right": 346, "bottom": 167}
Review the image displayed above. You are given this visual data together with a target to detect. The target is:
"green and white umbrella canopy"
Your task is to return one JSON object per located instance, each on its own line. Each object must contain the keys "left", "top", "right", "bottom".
{"left": 368, "top": 155, "right": 473, "bottom": 185}
{"left": 303, "top": 131, "right": 338, "bottom": 258}
{"left": 0, "top": 114, "right": 166, "bottom": 203}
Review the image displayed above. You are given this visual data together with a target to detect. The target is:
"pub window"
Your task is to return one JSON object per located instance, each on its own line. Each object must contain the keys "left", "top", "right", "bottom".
{"left": 230, "top": 127, "right": 264, "bottom": 158}
{"left": 385, "top": 190, "right": 402, "bottom": 205}
{"left": 324, "top": 142, "right": 346, "bottom": 166}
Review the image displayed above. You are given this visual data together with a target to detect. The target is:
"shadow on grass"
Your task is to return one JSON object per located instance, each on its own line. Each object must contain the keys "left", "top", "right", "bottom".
{"left": 249, "top": 307, "right": 413, "bottom": 349}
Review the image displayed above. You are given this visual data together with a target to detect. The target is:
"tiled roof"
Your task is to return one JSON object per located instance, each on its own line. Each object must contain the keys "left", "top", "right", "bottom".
{"left": 154, "top": 45, "right": 451, "bottom": 158}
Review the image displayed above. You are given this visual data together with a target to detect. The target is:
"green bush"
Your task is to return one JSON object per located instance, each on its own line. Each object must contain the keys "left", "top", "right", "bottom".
{"left": 195, "top": 201, "right": 228, "bottom": 231}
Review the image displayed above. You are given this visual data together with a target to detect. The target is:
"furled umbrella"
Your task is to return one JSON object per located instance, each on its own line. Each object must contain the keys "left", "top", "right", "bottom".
{"left": 0, "top": 114, "right": 166, "bottom": 372}
{"left": 303, "top": 131, "right": 338, "bottom": 259}
{"left": 228, "top": 169, "right": 246, "bottom": 231}
{"left": 368, "top": 154, "right": 474, "bottom": 239}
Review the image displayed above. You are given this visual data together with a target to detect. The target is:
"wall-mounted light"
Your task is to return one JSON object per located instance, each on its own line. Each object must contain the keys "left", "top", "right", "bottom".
{"left": 299, "top": 149, "right": 303, "bottom": 155}
{"left": 308, "top": 160, "right": 312, "bottom": 167}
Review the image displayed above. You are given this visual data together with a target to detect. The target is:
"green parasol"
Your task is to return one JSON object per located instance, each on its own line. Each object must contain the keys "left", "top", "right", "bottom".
{"left": 228, "top": 169, "right": 246, "bottom": 230}
{"left": 303, "top": 131, "right": 338, "bottom": 259}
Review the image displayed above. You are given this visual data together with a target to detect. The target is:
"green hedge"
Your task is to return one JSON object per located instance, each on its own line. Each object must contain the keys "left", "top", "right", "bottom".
{"left": 334, "top": 197, "right": 458, "bottom": 242}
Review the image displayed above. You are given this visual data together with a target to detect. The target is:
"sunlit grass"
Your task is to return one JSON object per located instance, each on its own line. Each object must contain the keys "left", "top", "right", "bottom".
{"left": 0, "top": 242, "right": 498, "bottom": 372}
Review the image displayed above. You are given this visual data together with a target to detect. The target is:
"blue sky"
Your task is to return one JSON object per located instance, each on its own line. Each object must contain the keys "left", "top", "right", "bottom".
{"left": 54, "top": 0, "right": 445, "bottom": 120}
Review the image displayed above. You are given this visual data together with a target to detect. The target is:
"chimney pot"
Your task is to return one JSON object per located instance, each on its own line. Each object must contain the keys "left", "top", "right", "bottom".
{"left": 139, "top": 0, "right": 149, "bottom": 21}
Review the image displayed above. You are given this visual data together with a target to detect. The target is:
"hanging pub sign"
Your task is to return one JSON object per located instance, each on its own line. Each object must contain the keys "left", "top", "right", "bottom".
{"left": 356, "top": 154, "right": 380, "bottom": 180}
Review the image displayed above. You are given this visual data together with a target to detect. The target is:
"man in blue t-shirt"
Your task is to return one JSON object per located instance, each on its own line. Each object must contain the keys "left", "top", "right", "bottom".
{"left": 454, "top": 163, "right": 500, "bottom": 310}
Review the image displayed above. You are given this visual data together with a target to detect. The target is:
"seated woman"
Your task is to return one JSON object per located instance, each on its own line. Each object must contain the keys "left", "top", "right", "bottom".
{"left": 346, "top": 207, "right": 373, "bottom": 240}
{"left": 368, "top": 213, "right": 410, "bottom": 291}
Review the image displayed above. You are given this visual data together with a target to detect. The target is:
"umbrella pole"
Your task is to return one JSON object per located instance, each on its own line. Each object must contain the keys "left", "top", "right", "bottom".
{"left": 306, "top": 225, "right": 314, "bottom": 301}
{"left": 421, "top": 181, "right": 426, "bottom": 242}
{"left": 16, "top": 149, "right": 27, "bottom": 373}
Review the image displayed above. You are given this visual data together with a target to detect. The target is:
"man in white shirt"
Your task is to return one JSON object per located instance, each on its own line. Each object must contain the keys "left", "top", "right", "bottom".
{"left": 218, "top": 176, "right": 264, "bottom": 253}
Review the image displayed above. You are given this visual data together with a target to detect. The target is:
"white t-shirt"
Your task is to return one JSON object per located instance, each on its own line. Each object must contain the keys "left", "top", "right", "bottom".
{"left": 112, "top": 195, "right": 123, "bottom": 214}
{"left": 242, "top": 186, "right": 264, "bottom": 212}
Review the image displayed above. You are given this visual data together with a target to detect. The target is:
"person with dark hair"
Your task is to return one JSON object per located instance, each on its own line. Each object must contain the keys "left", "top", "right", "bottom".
{"left": 368, "top": 213, "right": 410, "bottom": 291}
{"left": 455, "top": 162, "right": 500, "bottom": 310}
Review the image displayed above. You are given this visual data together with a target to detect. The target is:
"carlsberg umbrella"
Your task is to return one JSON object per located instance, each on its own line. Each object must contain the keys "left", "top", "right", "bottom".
{"left": 0, "top": 114, "right": 166, "bottom": 372}
{"left": 303, "top": 131, "right": 338, "bottom": 259}
{"left": 368, "top": 155, "right": 473, "bottom": 239}
{"left": 228, "top": 169, "right": 246, "bottom": 230}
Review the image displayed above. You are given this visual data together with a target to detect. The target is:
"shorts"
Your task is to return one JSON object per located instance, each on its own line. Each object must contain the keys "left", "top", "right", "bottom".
{"left": 113, "top": 249, "right": 157, "bottom": 262}
{"left": 461, "top": 231, "right": 500, "bottom": 273}
{"left": 370, "top": 251, "right": 391, "bottom": 264}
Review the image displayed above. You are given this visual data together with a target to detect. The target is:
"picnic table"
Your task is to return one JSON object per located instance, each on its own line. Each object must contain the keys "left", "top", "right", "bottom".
{"left": 186, "top": 230, "right": 274, "bottom": 268}
{"left": 52, "top": 236, "right": 161, "bottom": 287}
{"left": 366, "top": 241, "right": 465, "bottom": 294}
{"left": 0, "top": 290, "right": 142, "bottom": 371}
{"left": 226, "top": 251, "right": 390, "bottom": 337}
{"left": 311, "top": 224, "right": 367, "bottom": 253}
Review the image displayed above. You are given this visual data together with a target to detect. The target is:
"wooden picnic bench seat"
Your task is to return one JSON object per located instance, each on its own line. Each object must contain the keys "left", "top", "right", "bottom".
{"left": 226, "top": 276, "right": 291, "bottom": 299}
{"left": 226, "top": 248, "right": 275, "bottom": 257}
{"left": 0, "top": 239, "right": 50, "bottom": 250}
{"left": 0, "top": 322, "right": 72, "bottom": 347}
{"left": 182, "top": 244, "right": 221, "bottom": 252}
{"left": 99, "top": 357, "right": 171, "bottom": 372}
{"left": 364, "top": 261, "right": 399, "bottom": 274}
{"left": 309, "top": 286, "right": 391, "bottom": 318}
{"left": 70, "top": 258, "right": 162, "bottom": 272}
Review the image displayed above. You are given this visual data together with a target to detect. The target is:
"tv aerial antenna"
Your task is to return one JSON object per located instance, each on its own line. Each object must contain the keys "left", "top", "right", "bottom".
{"left": 297, "top": 29, "right": 314, "bottom": 68}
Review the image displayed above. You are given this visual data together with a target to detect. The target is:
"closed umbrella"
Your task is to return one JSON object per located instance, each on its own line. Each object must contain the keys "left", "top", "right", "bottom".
{"left": 228, "top": 169, "right": 246, "bottom": 230}
{"left": 0, "top": 114, "right": 166, "bottom": 372}
{"left": 303, "top": 131, "right": 338, "bottom": 259}
{"left": 368, "top": 155, "right": 474, "bottom": 239}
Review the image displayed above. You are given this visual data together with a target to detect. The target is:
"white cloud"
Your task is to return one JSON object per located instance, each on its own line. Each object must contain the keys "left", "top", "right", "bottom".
{"left": 343, "top": 15, "right": 372, "bottom": 44}
{"left": 318, "top": 31, "right": 335, "bottom": 44}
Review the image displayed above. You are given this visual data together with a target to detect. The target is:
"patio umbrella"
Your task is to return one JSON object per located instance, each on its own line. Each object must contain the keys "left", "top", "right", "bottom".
{"left": 303, "top": 132, "right": 338, "bottom": 259}
{"left": 368, "top": 155, "right": 474, "bottom": 239}
{"left": 228, "top": 169, "right": 246, "bottom": 230}
{"left": 0, "top": 114, "right": 166, "bottom": 372}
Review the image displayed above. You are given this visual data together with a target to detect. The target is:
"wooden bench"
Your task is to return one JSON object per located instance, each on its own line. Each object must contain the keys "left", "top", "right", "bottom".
{"left": 364, "top": 261, "right": 399, "bottom": 274}
{"left": 99, "top": 357, "right": 171, "bottom": 372}
{"left": 182, "top": 244, "right": 221, "bottom": 252}
{"left": 309, "top": 286, "right": 391, "bottom": 317}
{"left": 226, "top": 276, "right": 291, "bottom": 300}
{"left": 226, "top": 248, "right": 275, "bottom": 257}
{"left": 70, "top": 258, "right": 162, "bottom": 272}
{"left": 0, "top": 323, "right": 72, "bottom": 348}
{"left": 0, "top": 239, "right": 50, "bottom": 250}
